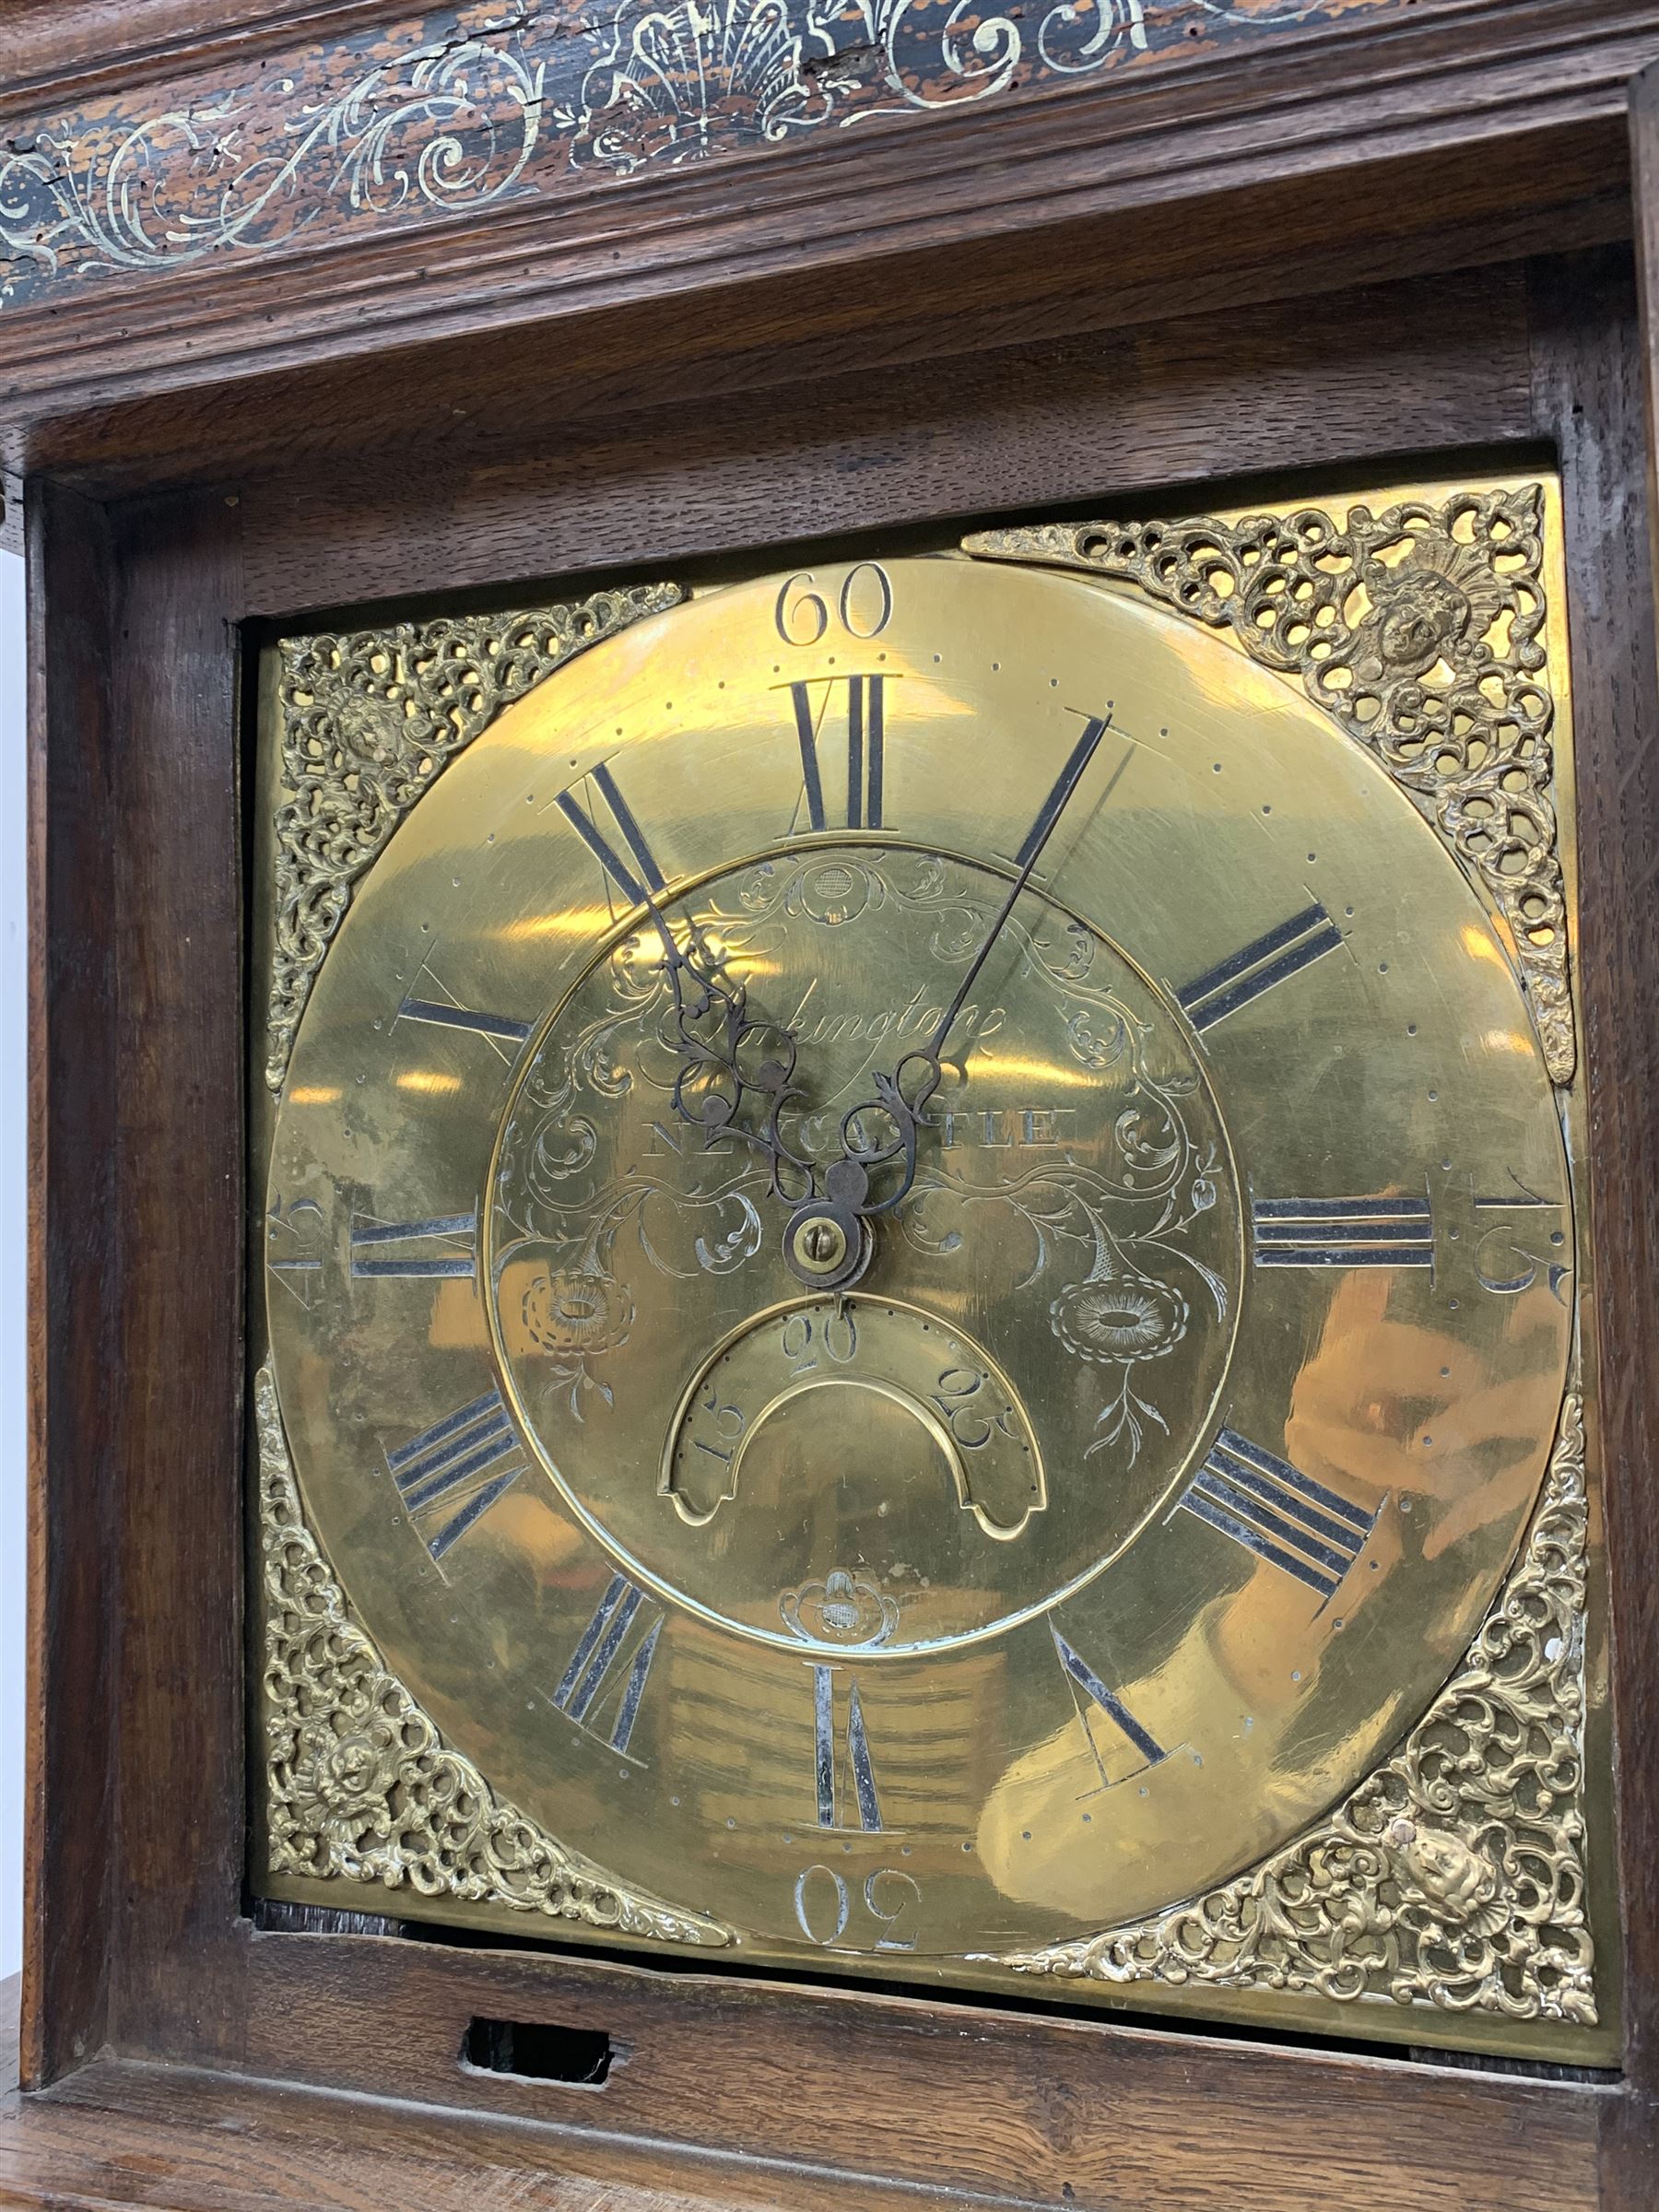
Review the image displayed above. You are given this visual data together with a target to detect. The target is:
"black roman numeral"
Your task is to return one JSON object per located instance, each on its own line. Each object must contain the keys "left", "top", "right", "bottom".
{"left": 387, "top": 1385, "right": 525, "bottom": 1560}
{"left": 791, "top": 676, "right": 885, "bottom": 830}
{"left": 1050, "top": 1623, "right": 1167, "bottom": 1787}
{"left": 396, "top": 989, "right": 532, "bottom": 1050}
{"left": 813, "top": 1665, "right": 883, "bottom": 1831}
{"left": 1253, "top": 1194, "right": 1433, "bottom": 1269}
{"left": 1015, "top": 715, "right": 1114, "bottom": 868}
{"left": 1176, "top": 902, "right": 1343, "bottom": 1033}
{"left": 1175, "top": 1429, "right": 1377, "bottom": 1601}
{"left": 554, "top": 759, "right": 667, "bottom": 907}
{"left": 551, "top": 1573, "right": 663, "bottom": 1759}
{"left": 350, "top": 1212, "right": 477, "bottom": 1278}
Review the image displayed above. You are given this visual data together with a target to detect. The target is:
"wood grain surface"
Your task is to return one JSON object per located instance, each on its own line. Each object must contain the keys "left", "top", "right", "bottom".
{"left": 12, "top": 154, "right": 1621, "bottom": 525}
{"left": 100, "top": 492, "right": 248, "bottom": 2063}
{"left": 0, "top": 1, "right": 1654, "bottom": 465}
{"left": 23, "top": 483, "right": 118, "bottom": 2095}
{"left": 233, "top": 263, "right": 1537, "bottom": 619}
{"left": 0, "top": 1968, "right": 1616, "bottom": 2212}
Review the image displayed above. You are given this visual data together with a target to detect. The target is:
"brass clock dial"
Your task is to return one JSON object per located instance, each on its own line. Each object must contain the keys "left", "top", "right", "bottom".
{"left": 265, "top": 555, "right": 1572, "bottom": 1975}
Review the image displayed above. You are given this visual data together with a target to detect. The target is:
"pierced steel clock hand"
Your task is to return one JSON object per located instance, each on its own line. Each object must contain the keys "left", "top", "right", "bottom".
{"left": 651, "top": 911, "right": 879, "bottom": 1288}
{"left": 831, "top": 711, "right": 1115, "bottom": 1224}
{"left": 645, "top": 898, "right": 816, "bottom": 1210}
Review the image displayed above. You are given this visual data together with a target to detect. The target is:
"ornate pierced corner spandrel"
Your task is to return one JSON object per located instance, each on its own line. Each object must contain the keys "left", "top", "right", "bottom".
{"left": 267, "top": 586, "right": 681, "bottom": 1092}
{"left": 258, "top": 1365, "right": 734, "bottom": 1948}
{"left": 990, "top": 1386, "right": 1594, "bottom": 2025}
{"left": 963, "top": 486, "right": 1574, "bottom": 1084}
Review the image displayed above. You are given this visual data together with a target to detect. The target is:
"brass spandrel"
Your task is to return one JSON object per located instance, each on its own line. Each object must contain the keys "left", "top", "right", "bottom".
{"left": 962, "top": 486, "right": 1573, "bottom": 1083}
{"left": 257, "top": 1365, "right": 734, "bottom": 1948}
{"left": 268, "top": 587, "right": 681, "bottom": 1092}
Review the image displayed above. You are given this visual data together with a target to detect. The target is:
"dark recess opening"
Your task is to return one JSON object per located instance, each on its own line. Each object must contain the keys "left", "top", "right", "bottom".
{"left": 463, "top": 2017, "right": 616, "bottom": 2087}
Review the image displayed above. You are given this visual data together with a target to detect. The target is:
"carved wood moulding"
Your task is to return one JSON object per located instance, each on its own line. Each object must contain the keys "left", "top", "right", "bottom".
{"left": 0, "top": 0, "right": 1411, "bottom": 316}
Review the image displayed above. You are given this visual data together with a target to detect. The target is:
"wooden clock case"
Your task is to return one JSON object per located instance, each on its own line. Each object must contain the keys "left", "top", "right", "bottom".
{"left": 6, "top": 5, "right": 1659, "bottom": 2206}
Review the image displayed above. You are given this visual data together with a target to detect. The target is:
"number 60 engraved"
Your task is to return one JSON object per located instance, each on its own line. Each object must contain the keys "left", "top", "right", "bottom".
{"left": 774, "top": 563, "right": 894, "bottom": 647}
{"left": 793, "top": 1864, "right": 921, "bottom": 1950}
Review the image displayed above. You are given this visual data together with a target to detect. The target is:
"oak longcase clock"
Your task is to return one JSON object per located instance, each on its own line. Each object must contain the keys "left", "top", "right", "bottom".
{"left": 253, "top": 477, "right": 1608, "bottom": 2065}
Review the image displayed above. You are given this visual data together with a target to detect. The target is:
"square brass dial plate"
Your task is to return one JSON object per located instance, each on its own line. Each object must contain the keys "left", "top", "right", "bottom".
{"left": 249, "top": 475, "right": 1613, "bottom": 2065}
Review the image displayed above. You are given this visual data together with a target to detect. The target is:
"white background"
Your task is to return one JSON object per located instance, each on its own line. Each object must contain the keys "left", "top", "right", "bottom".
{"left": 2, "top": 547, "right": 25, "bottom": 1986}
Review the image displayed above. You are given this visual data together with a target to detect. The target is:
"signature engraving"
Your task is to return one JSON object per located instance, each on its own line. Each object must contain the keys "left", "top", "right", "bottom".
{"left": 493, "top": 850, "right": 1237, "bottom": 1460}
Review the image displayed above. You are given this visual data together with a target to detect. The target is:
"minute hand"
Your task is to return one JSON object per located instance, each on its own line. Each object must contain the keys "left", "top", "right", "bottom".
{"left": 839, "top": 711, "right": 1114, "bottom": 1213}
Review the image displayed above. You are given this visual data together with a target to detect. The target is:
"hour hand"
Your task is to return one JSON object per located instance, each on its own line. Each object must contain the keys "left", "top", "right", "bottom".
{"left": 769, "top": 1054, "right": 936, "bottom": 1290}
{"left": 834, "top": 1052, "right": 945, "bottom": 1217}
{"left": 655, "top": 917, "right": 812, "bottom": 1206}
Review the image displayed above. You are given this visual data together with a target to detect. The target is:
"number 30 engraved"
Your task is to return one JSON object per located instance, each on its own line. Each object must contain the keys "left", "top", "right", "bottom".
{"left": 793, "top": 1864, "right": 922, "bottom": 1951}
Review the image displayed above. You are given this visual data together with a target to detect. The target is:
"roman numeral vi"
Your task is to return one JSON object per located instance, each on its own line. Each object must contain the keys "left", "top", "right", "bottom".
{"left": 813, "top": 1665, "right": 883, "bottom": 1832}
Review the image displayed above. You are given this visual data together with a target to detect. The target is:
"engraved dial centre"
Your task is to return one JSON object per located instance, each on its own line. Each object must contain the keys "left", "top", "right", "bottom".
{"left": 485, "top": 841, "right": 1243, "bottom": 1653}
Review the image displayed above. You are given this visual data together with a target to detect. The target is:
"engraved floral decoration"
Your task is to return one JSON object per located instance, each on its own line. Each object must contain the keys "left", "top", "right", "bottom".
{"left": 4, "top": 4, "right": 1394, "bottom": 311}
{"left": 995, "top": 1392, "right": 1594, "bottom": 2022}
{"left": 522, "top": 1266, "right": 637, "bottom": 1359}
{"left": 494, "top": 849, "right": 1234, "bottom": 1457}
{"left": 259, "top": 1364, "right": 733, "bottom": 1945}
{"left": 889, "top": 877, "right": 1230, "bottom": 1467}
{"left": 964, "top": 485, "right": 1574, "bottom": 1084}
{"left": 268, "top": 586, "right": 679, "bottom": 1094}
{"left": 782, "top": 1568, "right": 900, "bottom": 1646}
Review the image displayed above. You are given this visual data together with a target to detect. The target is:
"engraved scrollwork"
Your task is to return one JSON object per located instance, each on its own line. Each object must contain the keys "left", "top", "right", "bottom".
{"left": 493, "top": 851, "right": 1237, "bottom": 1462}
{"left": 268, "top": 586, "right": 680, "bottom": 1093}
{"left": 258, "top": 1364, "right": 733, "bottom": 1947}
{"left": 900, "top": 903, "right": 1232, "bottom": 1468}
{"left": 782, "top": 1567, "right": 900, "bottom": 1646}
{"left": 993, "top": 1390, "right": 1594, "bottom": 2023}
{"left": 963, "top": 486, "right": 1575, "bottom": 1083}
{"left": 491, "top": 922, "right": 773, "bottom": 1417}
{"left": 1, "top": 34, "right": 553, "bottom": 303}
{"left": 4, "top": 5, "right": 1371, "bottom": 311}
